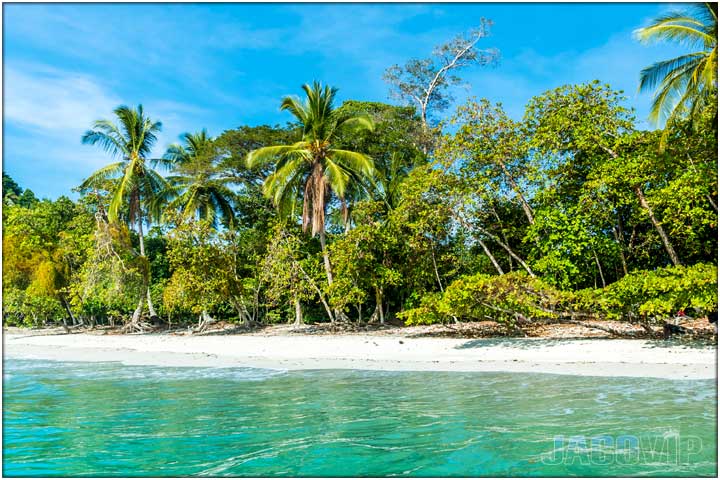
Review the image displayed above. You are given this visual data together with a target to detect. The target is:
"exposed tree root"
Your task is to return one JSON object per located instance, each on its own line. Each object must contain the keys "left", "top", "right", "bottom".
{"left": 122, "top": 321, "right": 153, "bottom": 334}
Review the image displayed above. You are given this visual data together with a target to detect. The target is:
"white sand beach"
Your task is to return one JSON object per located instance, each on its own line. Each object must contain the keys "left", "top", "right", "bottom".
{"left": 4, "top": 330, "right": 716, "bottom": 380}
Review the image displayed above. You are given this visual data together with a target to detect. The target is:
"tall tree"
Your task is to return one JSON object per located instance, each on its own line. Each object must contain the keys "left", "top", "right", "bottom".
{"left": 635, "top": 2, "right": 717, "bottom": 128}
{"left": 383, "top": 20, "right": 499, "bottom": 134}
{"left": 160, "top": 130, "right": 237, "bottom": 228}
{"left": 79, "top": 105, "right": 167, "bottom": 327}
{"left": 441, "top": 98, "right": 536, "bottom": 226}
{"left": 246, "top": 82, "right": 375, "bottom": 291}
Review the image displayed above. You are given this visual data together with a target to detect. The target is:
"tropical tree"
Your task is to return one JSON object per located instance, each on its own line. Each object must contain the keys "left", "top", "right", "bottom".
{"left": 246, "top": 82, "right": 375, "bottom": 289}
{"left": 384, "top": 20, "right": 499, "bottom": 135}
{"left": 635, "top": 2, "right": 717, "bottom": 127}
{"left": 79, "top": 104, "right": 167, "bottom": 327}
{"left": 160, "top": 130, "right": 236, "bottom": 228}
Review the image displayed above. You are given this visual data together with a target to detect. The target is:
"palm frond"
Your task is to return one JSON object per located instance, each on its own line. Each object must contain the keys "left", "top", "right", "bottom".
{"left": 280, "top": 96, "right": 309, "bottom": 125}
{"left": 647, "top": 56, "right": 704, "bottom": 124}
{"left": 329, "top": 149, "right": 375, "bottom": 177}
{"left": 636, "top": 2, "right": 717, "bottom": 126}
{"left": 335, "top": 113, "right": 375, "bottom": 136}
{"left": 81, "top": 130, "right": 127, "bottom": 158}
{"left": 246, "top": 142, "right": 310, "bottom": 168}
{"left": 108, "top": 163, "right": 137, "bottom": 223}
{"left": 638, "top": 52, "right": 705, "bottom": 93}
{"left": 324, "top": 158, "right": 350, "bottom": 198}
{"left": 262, "top": 156, "right": 307, "bottom": 206}
{"left": 635, "top": 13, "right": 714, "bottom": 49}
{"left": 79, "top": 161, "right": 126, "bottom": 191}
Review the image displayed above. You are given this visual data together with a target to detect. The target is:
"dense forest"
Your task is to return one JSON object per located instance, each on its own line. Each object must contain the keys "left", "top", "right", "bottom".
{"left": 3, "top": 6, "right": 718, "bottom": 333}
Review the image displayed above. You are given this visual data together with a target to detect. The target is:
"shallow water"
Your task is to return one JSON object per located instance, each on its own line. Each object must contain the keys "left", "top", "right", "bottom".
{"left": 3, "top": 358, "right": 716, "bottom": 476}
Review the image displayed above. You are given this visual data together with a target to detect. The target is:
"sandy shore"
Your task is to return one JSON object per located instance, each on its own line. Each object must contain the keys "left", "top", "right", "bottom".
{"left": 4, "top": 330, "right": 717, "bottom": 380}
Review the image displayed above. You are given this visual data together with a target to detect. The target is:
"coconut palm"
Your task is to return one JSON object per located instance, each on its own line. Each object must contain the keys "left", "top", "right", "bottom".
{"left": 80, "top": 104, "right": 167, "bottom": 326}
{"left": 246, "top": 82, "right": 374, "bottom": 286}
{"left": 159, "top": 130, "right": 237, "bottom": 228}
{"left": 635, "top": 2, "right": 717, "bottom": 127}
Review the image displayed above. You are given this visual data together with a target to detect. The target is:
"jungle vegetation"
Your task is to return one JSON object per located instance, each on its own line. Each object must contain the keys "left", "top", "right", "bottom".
{"left": 3, "top": 13, "right": 718, "bottom": 333}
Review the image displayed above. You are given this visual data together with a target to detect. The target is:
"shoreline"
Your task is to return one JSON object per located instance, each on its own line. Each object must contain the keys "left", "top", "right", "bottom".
{"left": 4, "top": 330, "right": 717, "bottom": 380}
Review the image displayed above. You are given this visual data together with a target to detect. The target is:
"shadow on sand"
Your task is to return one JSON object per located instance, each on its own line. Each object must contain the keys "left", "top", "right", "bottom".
{"left": 454, "top": 337, "right": 716, "bottom": 350}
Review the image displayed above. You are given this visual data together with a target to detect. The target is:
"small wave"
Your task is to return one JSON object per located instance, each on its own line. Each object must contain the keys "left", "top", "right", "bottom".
{"left": 5, "top": 358, "right": 286, "bottom": 383}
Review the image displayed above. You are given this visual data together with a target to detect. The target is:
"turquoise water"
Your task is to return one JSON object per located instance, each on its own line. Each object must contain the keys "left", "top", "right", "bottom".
{"left": 3, "top": 358, "right": 717, "bottom": 477}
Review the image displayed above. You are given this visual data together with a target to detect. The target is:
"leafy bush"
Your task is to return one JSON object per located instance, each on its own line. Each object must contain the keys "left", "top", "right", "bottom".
{"left": 400, "top": 264, "right": 718, "bottom": 326}
{"left": 578, "top": 263, "right": 718, "bottom": 321}
{"left": 400, "top": 272, "right": 570, "bottom": 325}
{"left": 397, "top": 292, "right": 444, "bottom": 325}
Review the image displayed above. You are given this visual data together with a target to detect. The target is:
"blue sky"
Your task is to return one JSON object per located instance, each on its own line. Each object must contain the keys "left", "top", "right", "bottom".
{"left": 3, "top": 2, "right": 688, "bottom": 199}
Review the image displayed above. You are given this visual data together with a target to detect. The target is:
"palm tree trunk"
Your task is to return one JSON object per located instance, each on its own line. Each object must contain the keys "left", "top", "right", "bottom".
{"left": 634, "top": 186, "right": 681, "bottom": 266}
{"left": 136, "top": 217, "right": 158, "bottom": 318}
{"left": 318, "top": 229, "right": 349, "bottom": 323}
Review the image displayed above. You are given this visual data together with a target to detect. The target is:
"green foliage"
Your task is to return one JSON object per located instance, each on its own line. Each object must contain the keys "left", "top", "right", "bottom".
{"left": 3, "top": 172, "right": 22, "bottom": 199}
{"left": 400, "top": 272, "right": 568, "bottom": 326}
{"left": 159, "top": 130, "right": 237, "bottom": 228}
{"left": 3, "top": 196, "right": 95, "bottom": 326}
{"left": 578, "top": 263, "right": 718, "bottom": 321}
{"left": 246, "top": 82, "right": 375, "bottom": 238}
{"left": 162, "top": 216, "right": 259, "bottom": 324}
{"left": 3, "top": 73, "right": 717, "bottom": 331}
{"left": 635, "top": 2, "right": 717, "bottom": 129}
{"left": 403, "top": 265, "right": 718, "bottom": 327}
{"left": 73, "top": 219, "right": 145, "bottom": 320}
{"left": 260, "top": 224, "right": 320, "bottom": 323}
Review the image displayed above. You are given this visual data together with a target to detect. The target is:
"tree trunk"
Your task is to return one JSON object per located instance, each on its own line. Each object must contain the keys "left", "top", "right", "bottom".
{"left": 371, "top": 288, "right": 385, "bottom": 324}
{"left": 137, "top": 218, "right": 158, "bottom": 318}
{"left": 60, "top": 315, "right": 69, "bottom": 333}
{"left": 318, "top": 228, "right": 349, "bottom": 322}
{"left": 294, "top": 296, "right": 303, "bottom": 327}
{"left": 489, "top": 205, "right": 513, "bottom": 270}
{"left": 634, "top": 186, "right": 681, "bottom": 266}
{"left": 230, "top": 297, "right": 251, "bottom": 328}
{"left": 60, "top": 295, "right": 78, "bottom": 327}
{"left": 497, "top": 160, "right": 535, "bottom": 225}
{"left": 430, "top": 244, "right": 444, "bottom": 292}
{"left": 592, "top": 249, "right": 606, "bottom": 288}
{"left": 476, "top": 225, "right": 535, "bottom": 277}
{"left": 420, "top": 108, "right": 430, "bottom": 155}
{"left": 612, "top": 221, "right": 629, "bottom": 277}
{"left": 131, "top": 297, "right": 143, "bottom": 324}
{"left": 478, "top": 238, "right": 504, "bottom": 275}
{"left": 453, "top": 209, "right": 515, "bottom": 275}
{"left": 318, "top": 229, "right": 334, "bottom": 286}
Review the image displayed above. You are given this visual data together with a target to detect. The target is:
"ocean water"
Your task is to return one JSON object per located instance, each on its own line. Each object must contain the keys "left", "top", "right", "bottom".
{"left": 3, "top": 358, "right": 716, "bottom": 477}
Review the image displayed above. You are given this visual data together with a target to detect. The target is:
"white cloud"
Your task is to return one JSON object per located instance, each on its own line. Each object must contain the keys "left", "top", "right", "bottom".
{"left": 3, "top": 63, "right": 205, "bottom": 197}
{"left": 4, "top": 64, "right": 121, "bottom": 134}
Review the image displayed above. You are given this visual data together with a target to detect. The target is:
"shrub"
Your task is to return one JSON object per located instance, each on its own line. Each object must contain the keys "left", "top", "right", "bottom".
{"left": 579, "top": 263, "right": 718, "bottom": 322}
{"left": 400, "top": 272, "right": 570, "bottom": 325}
{"left": 400, "top": 264, "right": 718, "bottom": 326}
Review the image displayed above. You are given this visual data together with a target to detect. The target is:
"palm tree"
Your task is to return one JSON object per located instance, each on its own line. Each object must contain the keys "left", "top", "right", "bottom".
{"left": 80, "top": 104, "right": 167, "bottom": 327}
{"left": 635, "top": 2, "right": 717, "bottom": 127}
{"left": 159, "top": 130, "right": 237, "bottom": 228}
{"left": 247, "top": 82, "right": 374, "bottom": 287}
